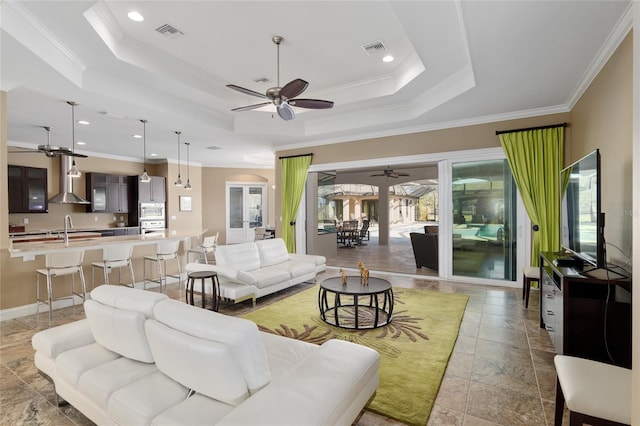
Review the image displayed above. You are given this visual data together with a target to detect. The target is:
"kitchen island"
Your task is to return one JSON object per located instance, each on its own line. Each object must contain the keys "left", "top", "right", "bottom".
{"left": 8, "top": 230, "right": 206, "bottom": 258}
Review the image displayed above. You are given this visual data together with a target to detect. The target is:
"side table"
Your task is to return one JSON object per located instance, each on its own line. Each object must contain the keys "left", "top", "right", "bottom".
{"left": 186, "top": 271, "right": 220, "bottom": 311}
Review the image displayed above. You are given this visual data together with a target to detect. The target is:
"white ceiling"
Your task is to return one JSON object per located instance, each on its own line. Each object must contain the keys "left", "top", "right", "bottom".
{"left": 1, "top": 1, "right": 631, "bottom": 168}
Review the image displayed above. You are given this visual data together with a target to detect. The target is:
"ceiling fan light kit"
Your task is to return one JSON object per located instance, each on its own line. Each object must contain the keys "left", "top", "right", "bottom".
{"left": 226, "top": 35, "right": 334, "bottom": 121}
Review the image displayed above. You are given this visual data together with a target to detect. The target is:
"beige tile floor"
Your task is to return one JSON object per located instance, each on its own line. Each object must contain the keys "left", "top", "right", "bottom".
{"left": 0, "top": 268, "right": 560, "bottom": 426}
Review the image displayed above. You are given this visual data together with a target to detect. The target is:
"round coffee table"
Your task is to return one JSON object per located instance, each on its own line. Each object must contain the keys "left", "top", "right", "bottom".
{"left": 318, "top": 276, "right": 394, "bottom": 329}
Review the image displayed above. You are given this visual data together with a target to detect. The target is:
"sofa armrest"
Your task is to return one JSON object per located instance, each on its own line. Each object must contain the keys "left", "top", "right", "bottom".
{"left": 32, "top": 319, "right": 95, "bottom": 359}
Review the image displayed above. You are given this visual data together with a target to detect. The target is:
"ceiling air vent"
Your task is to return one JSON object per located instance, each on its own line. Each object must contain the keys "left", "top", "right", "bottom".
{"left": 253, "top": 77, "right": 271, "bottom": 84}
{"left": 361, "top": 40, "right": 387, "bottom": 56}
{"left": 155, "top": 23, "right": 184, "bottom": 39}
{"left": 206, "top": 146, "right": 221, "bottom": 151}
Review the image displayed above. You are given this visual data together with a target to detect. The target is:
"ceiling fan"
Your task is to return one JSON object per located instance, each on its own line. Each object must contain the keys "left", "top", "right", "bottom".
{"left": 8, "top": 126, "right": 88, "bottom": 158}
{"left": 370, "top": 168, "right": 410, "bottom": 178}
{"left": 226, "top": 35, "right": 334, "bottom": 121}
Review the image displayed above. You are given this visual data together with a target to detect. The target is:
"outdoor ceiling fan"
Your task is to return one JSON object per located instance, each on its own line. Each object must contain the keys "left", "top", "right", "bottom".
{"left": 8, "top": 126, "right": 88, "bottom": 158}
{"left": 226, "top": 35, "right": 334, "bottom": 121}
{"left": 370, "top": 168, "right": 410, "bottom": 178}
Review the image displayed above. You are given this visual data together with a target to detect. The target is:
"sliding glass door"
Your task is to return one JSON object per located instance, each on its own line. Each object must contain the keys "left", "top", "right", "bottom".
{"left": 450, "top": 159, "right": 518, "bottom": 281}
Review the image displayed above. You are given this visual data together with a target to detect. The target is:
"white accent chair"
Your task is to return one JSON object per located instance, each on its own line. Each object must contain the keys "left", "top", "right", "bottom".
{"left": 187, "top": 232, "right": 218, "bottom": 264}
{"left": 144, "top": 240, "right": 182, "bottom": 292}
{"left": 91, "top": 245, "right": 135, "bottom": 289}
{"left": 36, "top": 250, "right": 87, "bottom": 320}
{"left": 554, "top": 355, "right": 631, "bottom": 425}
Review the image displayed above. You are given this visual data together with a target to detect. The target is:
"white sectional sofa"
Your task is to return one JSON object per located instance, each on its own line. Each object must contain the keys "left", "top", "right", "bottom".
{"left": 186, "top": 238, "right": 326, "bottom": 305}
{"left": 32, "top": 285, "right": 379, "bottom": 426}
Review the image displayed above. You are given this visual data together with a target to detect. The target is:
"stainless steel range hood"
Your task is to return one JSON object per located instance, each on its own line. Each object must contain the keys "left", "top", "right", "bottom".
{"left": 49, "top": 155, "right": 90, "bottom": 204}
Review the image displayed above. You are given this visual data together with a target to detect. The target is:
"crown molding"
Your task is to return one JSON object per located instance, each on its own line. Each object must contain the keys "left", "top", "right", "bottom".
{"left": 1, "top": 1, "right": 86, "bottom": 87}
{"left": 566, "top": 2, "right": 633, "bottom": 109}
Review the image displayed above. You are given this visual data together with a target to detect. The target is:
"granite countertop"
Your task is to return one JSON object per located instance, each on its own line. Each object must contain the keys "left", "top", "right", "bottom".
{"left": 8, "top": 229, "right": 207, "bottom": 258}
{"left": 9, "top": 226, "right": 139, "bottom": 237}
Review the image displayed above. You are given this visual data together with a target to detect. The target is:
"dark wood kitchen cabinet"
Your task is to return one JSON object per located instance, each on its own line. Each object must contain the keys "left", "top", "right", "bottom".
{"left": 138, "top": 176, "right": 166, "bottom": 203}
{"left": 86, "top": 173, "right": 133, "bottom": 213}
{"left": 8, "top": 165, "right": 48, "bottom": 213}
{"left": 106, "top": 175, "right": 130, "bottom": 213}
{"left": 86, "top": 173, "right": 107, "bottom": 212}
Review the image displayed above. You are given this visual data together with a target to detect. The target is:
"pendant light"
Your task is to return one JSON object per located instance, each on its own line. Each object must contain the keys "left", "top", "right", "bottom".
{"left": 66, "top": 101, "right": 81, "bottom": 178}
{"left": 139, "top": 119, "right": 150, "bottom": 183}
{"left": 184, "top": 142, "right": 192, "bottom": 190}
{"left": 174, "top": 131, "right": 183, "bottom": 187}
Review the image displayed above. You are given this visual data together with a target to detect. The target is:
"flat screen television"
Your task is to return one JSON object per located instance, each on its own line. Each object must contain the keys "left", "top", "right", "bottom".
{"left": 560, "top": 149, "right": 605, "bottom": 269}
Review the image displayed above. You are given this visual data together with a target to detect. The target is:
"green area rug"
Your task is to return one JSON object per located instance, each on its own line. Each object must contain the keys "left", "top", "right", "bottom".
{"left": 242, "top": 286, "right": 468, "bottom": 426}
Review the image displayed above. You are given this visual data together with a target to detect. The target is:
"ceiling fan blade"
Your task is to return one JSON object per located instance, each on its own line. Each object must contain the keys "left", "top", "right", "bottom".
{"left": 231, "top": 102, "right": 272, "bottom": 112}
{"left": 396, "top": 172, "right": 410, "bottom": 176}
{"left": 69, "top": 152, "right": 88, "bottom": 158}
{"left": 280, "top": 79, "right": 308, "bottom": 99}
{"left": 289, "top": 99, "right": 334, "bottom": 109}
{"left": 277, "top": 103, "right": 295, "bottom": 121}
{"left": 226, "top": 84, "right": 269, "bottom": 100}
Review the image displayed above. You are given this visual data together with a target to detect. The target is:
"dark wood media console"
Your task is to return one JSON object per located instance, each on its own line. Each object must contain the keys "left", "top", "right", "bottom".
{"left": 539, "top": 252, "right": 632, "bottom": 368}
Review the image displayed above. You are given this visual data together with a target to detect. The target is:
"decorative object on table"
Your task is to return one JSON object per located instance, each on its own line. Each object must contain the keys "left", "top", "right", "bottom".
{"left": 361, "top": 268, "right": 369, "bottom": 285}
{"left": 340, "top": 268, "right": 347, "bottom": 285}
{"left": 357, "top": 261, "right": 369, "bottom": 285}
{"left": 243, "top": 286, "right": 469, "bottom": 426}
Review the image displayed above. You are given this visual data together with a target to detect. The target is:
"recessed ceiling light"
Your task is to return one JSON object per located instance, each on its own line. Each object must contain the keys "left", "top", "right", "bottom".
{"left": 150, "top": 153, "right": 158, "bottom": 157}
{"left": 133, "top": 134, "right": 142, "bottom": 139}
{"left": 382, "top": 55, "right": 394, "bottom": 63}
{"left": 128, "top": 11, "right": 144, "bottom": 22}
{"left": 77, "top": 120, "right": 90, "bottom": 125}
{"left": 76, "top": 141, "right": 86, "bottom": 145}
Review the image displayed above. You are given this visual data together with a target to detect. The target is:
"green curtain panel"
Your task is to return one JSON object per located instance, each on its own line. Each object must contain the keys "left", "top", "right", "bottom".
{"left": 499, "top": 127, "right": 564, "bottom": 266}
{"left": 280, "top": 155, "right": 313, "bottom": 252}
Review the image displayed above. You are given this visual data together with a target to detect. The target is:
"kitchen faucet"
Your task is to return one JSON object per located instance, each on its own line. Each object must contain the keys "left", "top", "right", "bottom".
{"left": 64, "top": 215, "right": 73, "bottom": 245}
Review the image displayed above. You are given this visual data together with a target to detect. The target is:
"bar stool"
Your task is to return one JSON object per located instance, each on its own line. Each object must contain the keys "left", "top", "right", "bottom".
{"left": 91, "top": 245, "right": 135, "bottom": 289}
{"left": 523, "top": 266, "right": 539, "bottom": 308}
{"left": 185, "top": 271, "right": 220, "bottom": 311}
{"left": 36, "top": 250, "right": 86, "bottom": 321}
{"left": 187, "top": 232, "right": 218, "bottom": 264}
{"left": 554, "top": 355, "right": 631, "bottom": 425}
{"left": 144, "top": 240, "right": 181, "bottom": 292}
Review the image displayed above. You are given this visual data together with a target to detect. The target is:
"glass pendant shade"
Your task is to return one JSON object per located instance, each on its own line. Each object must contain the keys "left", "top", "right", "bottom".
{"left": 174, "top": 131, "right": 183, "bottom": 187}
{"left": 67, "top": 101, "right": 81, "bottom": 178}
{"left": 140, "top": 119, "right": 151, "bottom": 183}
{"left": 68, "top": 162, "right": 81, "bottom": 178}
{"left": 184, "top": 142, "right": 192, "bottom": 190}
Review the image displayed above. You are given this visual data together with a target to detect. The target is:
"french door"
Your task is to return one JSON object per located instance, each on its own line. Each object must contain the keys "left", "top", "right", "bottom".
{"left": 226, "top": 183, "right": 267, "bottom": 244}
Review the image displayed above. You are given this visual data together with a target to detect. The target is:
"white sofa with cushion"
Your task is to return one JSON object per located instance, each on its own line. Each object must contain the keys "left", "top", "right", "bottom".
{"left": 32, "top": 285, "right": 379, "bottom": 426}
{"left": 186, "top": 238, "right": 326, "bottom": 305}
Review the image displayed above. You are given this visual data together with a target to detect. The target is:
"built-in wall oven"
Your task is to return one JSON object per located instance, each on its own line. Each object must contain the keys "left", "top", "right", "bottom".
{"left": 139, "top": 202, "right": 165, "bottom": 233}
{"left": 140, "top": 203, "right": 165, "bottom": 220}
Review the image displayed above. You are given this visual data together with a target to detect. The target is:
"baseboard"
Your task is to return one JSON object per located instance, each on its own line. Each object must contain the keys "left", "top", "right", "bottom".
{"left": 0, "top": 277, "right": 185, "bottom": 322}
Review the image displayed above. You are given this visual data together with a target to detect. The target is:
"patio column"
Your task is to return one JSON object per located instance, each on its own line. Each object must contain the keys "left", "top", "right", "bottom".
{"left": 378, "top": 183, "right": 389, "bottom": 245}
